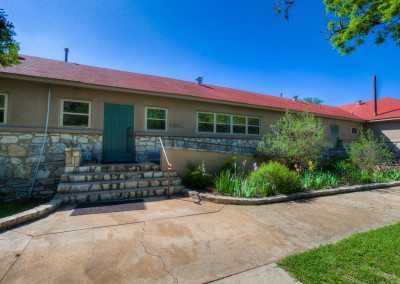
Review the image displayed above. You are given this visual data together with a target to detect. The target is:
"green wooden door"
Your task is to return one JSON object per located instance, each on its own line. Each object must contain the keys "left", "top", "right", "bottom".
{"left": 330, "top": 124, "right": 340, "bottom": 148}
{"left": 103, "top": 103, "right": 134, "bottom": 162}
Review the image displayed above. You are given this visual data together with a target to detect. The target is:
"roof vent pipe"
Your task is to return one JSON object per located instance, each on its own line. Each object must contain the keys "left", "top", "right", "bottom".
{"left": 64, "top": 48, "right": 69, "bottom": 62}
{"left": 195, "top": 76, "right": 203, "bottom": 85}
{"left": 373, "top": 75, "right": 377, "bottom": 116}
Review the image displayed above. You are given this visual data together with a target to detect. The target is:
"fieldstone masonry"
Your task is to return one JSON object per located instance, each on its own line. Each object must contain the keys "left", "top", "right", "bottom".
{"left": 1, "top": 132, "right": 261, "bottom": 201}
{"left": 135, "top": 135, "right": 260, "bottom": 161}
{"left": 0, "top": 131, "right": 102, "bottom": 201}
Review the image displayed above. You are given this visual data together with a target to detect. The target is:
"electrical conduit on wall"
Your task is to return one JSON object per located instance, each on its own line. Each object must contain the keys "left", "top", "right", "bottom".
{"left": 28, "top": 86, "right": 51, "bottom": 198}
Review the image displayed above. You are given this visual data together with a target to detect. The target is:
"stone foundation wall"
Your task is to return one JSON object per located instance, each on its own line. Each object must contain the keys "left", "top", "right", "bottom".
{"left": 135, "top": 135, "right": 260, "bottom": 162}
{"left": 0, "top": 131, "right": 102, "bottom": 201}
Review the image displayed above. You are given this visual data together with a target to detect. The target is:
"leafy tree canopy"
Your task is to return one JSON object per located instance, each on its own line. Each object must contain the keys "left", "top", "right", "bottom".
{"left": 301, "top": 97, "right": 324, "bottom": 104}
{"left": 0, "top": 8, "right": 19, "bottom": 67}
{"left": 257, "top": 110, "right": 329, "bottom": 168}
{"left": 276, "top": 0, "right": 400, "bottom": 54}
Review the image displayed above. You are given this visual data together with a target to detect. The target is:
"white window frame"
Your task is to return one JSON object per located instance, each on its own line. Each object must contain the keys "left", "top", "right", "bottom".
{"left": 197, "top": 112, "right": 216, "bottom": 133}
{"left": 216, "top": 113, "right": 231, "bottom": 133}
{"left": 145, "top": 107, "right": 168, "bottom": 131}
{"left": 196, "top": 112, "right": 260, "bottom": 135}
{"left": 232, "top": 115, "right": 247, "bottom": 134}
{"left": 60, "top": 99, "right": 91, "bottom": 128}
{"left": 247, "top": 116, "right": 261, "bottom": 135}
{"left": 0, "top": 93, "right": 8, "bottom": 124}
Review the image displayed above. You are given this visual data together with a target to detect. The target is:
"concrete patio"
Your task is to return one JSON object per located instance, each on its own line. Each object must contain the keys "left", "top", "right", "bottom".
{"left": 1, "top": 187, "right": 400, "bottom": 283}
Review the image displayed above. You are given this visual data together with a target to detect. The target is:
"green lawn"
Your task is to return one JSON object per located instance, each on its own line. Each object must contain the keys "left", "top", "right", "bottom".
{"left": 0, "top": 199, "right": 44, "bottom": 219}
{"left": 279, "top": 222, "right": 400, "bottom": 284}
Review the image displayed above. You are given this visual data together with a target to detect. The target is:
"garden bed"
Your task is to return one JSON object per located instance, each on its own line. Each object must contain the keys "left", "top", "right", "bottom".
{"left": 183, "top": 181, "right": 400, "bottom": 205}
{"left": 0, "top": 198, "right": 62, "bottom": 231}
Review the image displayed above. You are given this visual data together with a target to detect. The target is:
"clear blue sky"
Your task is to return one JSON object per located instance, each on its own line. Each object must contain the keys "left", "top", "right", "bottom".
{"left": 2, "top": 0, "right": 399, "bottom": 105}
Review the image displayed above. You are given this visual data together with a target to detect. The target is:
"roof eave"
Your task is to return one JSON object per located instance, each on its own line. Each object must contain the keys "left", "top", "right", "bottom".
{"left": 0, "top": 72, "right": 365, "bottom": 122}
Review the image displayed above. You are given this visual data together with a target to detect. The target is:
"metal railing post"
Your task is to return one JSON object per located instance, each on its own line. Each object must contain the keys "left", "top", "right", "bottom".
{"left": 159, "top": 137, "right": 172, "bottom": 198}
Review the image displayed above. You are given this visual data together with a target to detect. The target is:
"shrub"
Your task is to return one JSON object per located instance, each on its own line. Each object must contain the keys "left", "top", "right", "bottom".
{"left": 214, "top": 169, "right": 273, "bottom": 198}
{"left": 257, "top": 110, "right": 328, "bottom": 168}
{"left": 249, "top": 161, "right": 302, "bottom": 194}
{"left": 301, "top": 170, "right": 339, "bottom": 190}
{"left": 348, "top": 127, "right": 394, "bottom": 170}
{"left": 183, "top": 161, "right": 213, "bottom": 190}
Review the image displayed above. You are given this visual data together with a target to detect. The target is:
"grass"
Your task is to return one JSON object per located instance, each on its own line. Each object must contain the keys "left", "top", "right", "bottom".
{"left": 0, "top": 199, "right": 45, "bottom": 218}
{"left": 279, "top": 222, "right": 400, "bottom": 284}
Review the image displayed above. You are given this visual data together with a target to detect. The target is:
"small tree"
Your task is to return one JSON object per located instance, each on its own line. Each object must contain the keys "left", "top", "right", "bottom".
{"left": 0, "top": 9, "right": 20, "bottom": 67}
{"left": 348, "top": 127, "right": 394, "bottom": 170}
{"left": 257, "top": 110, "right": 328, "bottom": 168}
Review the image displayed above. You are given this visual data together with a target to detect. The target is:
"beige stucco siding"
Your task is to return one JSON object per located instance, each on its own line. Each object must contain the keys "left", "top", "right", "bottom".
{"left": 0, "top": 77, "right": 362, "bottom": 141}
{"left": 368, "top": 121, "right": 400, "bottom": 149}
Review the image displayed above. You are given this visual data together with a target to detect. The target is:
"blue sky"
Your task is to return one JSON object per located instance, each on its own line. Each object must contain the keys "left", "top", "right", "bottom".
{"left": 2, "top": 0, "right": 399, "bottom": 105}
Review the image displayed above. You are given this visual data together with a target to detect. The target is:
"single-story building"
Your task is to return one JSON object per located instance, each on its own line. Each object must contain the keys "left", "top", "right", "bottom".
{"left": 0, "top": 55, "right": 398, "bottom": 200}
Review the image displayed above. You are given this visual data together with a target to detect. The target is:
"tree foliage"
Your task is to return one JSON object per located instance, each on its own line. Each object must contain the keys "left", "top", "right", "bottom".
{"left": 257, "top": 110, "right": 329, "bottom": 168}
{"left": 348, "top": 127, "right": 394, "bottom": 169}
{"left": 0, "top": 8, "right": 19, "bottom": 67}
{"left": 301, "top": 97, "right": 324, "bottom": 104}
{"left": 325, "top": 0, "right": 400, "bottom": 55}
{"left": 275, "top": 0, "right": 400, "bottom": 54}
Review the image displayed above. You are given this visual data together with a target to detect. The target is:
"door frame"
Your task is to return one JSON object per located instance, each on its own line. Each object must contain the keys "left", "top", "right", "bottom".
{"left": 102, "top": 102, "right": 135, "bottom": 163}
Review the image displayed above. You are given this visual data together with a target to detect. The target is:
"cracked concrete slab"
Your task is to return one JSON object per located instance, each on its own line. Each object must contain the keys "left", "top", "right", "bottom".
{"left": 1, "top": 188, "right": 399, "bottom": 283}
{"left": 210, "top": 263, "right": 299, "bottom": 284}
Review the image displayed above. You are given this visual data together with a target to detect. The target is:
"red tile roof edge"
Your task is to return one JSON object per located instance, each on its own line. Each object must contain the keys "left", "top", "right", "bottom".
{"left": 0, "top": 54, "right": 383, "bottom": 122}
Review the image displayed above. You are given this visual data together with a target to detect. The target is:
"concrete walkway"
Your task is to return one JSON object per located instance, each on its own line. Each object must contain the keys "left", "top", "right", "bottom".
{"left": 1, "top": 187, "right": 400, "bottom": 283}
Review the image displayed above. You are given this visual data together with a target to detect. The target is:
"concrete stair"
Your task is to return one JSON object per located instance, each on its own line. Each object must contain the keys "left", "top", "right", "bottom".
{"left": 55, "top": 162, "right": 183, "bottom": 203}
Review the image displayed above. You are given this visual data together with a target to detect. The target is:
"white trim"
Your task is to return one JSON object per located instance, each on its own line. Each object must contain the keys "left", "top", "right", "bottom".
{"left": 0, "top": 93, "right": 8, "bottom": 124}
{"left": 145, "top": 107, "right": 168, "bottom": 131}
{"left": 196, "top": 111, "right": 260, "bottom": 135}
{"left": 60, "top": 99, "right": 91, "bottom": 128}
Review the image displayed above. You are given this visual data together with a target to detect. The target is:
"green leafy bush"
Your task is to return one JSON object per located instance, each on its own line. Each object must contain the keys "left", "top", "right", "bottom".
{"left": 214, "top": 169, "right": 272, "bottom": 198}
{"left": 301, "top": 170, "right": 339, "bottom": 190}
{"left": 249, "top": 161, "right": 301, "bottom": 194}
{"left": 348, "top": 128, "right": 394, "bottom": 170}
{"left": 257, "top": 111, "right": 328, "bottom": 168}
{"left": 183, "top": 161, "right": 213, "bottom": 190}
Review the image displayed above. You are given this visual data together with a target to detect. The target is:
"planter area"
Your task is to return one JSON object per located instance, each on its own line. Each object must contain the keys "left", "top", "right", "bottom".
{"left": 0, "top": 197, "right": 62, "bottom": 231}
{"left": 183, "top": 181, "right": 400, "bottom": 205}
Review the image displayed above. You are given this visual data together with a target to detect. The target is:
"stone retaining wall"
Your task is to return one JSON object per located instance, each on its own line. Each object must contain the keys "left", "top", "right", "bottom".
{"left": 135, "top": 135, "right": 260, "bottom": 161}
{"left": 0, "top": 131, "right": 102, "bottom": 201}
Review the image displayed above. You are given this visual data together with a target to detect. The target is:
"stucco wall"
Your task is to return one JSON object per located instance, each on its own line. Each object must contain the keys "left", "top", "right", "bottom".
{"left": 160, "top": 147, "right": 261, "bottom": 177}
{"left": 0, "top": 77, "right": 362, "bottom": 143}
{"left": 368, "top": 121, "right": 400, "bottom": 155}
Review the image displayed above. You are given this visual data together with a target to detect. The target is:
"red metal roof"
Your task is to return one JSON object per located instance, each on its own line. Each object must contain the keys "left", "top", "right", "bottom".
{"left": 0, "top": 55, "right": 364, "bottom": 121}
{"left": 338, "top": 98, "right": 400, "bottom": 121}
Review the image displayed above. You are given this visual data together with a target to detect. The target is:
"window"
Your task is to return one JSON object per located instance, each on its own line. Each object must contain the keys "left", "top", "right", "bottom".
{"left": 146, "top": 108, "right": 167, "bottom": 130}
{"left": 233, "top": 116, "right": 246, "bottom": 134}
{"left": 198, "top": 112, "right": 214, "bottom": 132}
{"left": 216, "top": 114, "right": 230, "bottom": 133}
{"left": 0, "top": 94, "right": 7, "bottom": 124}
{"left": 351, "top": 127, "right": 358, "bottom": 134}
{"left": 197, "top": 112, "right": 260, "bottom": 135}
{"left": 61, "top": 100, "right": 91, "bottom": 127}
{"left": 247, "top": 117, "right": 260, "bottom": 134}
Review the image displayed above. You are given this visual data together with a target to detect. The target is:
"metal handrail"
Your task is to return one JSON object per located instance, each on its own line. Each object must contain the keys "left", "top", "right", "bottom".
{"left": 159, "top": 137, "right": 172, "bottom": 198}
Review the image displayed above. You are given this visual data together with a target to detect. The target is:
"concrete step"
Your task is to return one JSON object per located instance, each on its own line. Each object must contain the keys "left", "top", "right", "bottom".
{"left": 60, "top": 170, "right": 178, "bottom": 183}
{"left": 56, "top": 186, "right": 184, "bottom": 203}
{"left": 64, "top": 162, "right": 160, "bottom": 174}
{"left": 57, "top": 177, "right": 182, "bottom": 193}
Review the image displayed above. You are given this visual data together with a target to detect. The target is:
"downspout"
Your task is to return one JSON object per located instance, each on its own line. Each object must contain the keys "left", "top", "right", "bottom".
{"left": 28, "top": 86, "right": 51, "bottom": 198}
